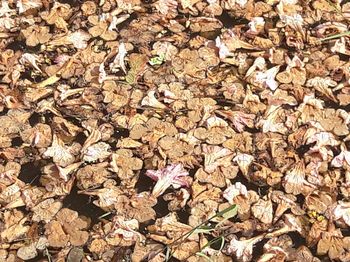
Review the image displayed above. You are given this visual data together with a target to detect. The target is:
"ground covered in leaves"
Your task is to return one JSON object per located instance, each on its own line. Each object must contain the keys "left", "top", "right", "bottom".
{"left": 1, "top": 0, "right": 350, "bottom": 261}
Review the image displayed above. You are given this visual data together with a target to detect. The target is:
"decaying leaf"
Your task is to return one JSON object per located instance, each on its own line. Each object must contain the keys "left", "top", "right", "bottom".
{"left": 2, "top": 0, "right": 350, "bottom": 261}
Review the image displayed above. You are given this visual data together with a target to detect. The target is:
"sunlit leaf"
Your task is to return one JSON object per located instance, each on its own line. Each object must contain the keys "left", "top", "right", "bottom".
{"left": 149, "top": 53, "right": 165, "bottom": 66}
{"left": 192, "top": 225, "right": 215, "bottom": 234}
{"left": 215, "top": 204, "right": 238, "bottom": 220}
{"left": 126, "top": 53, "right": 148, "bottom": 84}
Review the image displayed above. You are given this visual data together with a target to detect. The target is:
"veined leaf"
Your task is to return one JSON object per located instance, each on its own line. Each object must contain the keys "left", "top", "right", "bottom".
{"left": 126, "top": 53, "right": 148, "bottom": 84}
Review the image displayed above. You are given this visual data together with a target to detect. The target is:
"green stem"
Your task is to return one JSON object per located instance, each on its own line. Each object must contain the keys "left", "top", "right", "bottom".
{"left": 320, "top": 31, "right": 350, "bottom": 42}
{"left": 164, "top": 204, "right": 236, "bottom": 261}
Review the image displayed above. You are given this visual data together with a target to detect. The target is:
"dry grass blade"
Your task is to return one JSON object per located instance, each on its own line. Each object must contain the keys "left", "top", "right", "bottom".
{"left": 320, "top": 31, "right": 350, "bottom": 42}
{"left": 163, "top": 204, "right": 237, "bottom": 261}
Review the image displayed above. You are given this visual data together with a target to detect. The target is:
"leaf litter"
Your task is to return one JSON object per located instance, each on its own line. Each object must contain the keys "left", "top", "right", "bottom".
{"left": 1, "top": 0, "right": 350, "bottom": 261}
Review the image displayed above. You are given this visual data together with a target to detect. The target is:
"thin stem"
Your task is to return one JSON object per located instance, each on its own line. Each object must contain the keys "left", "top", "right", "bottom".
{"left": 163, "top": 204, "right": 237, "bottom": 261}
{"left": 183, "top": 231, "right": 234, "bottom": 261}
{"left": 98, "top": 212, "right": 112, "bottom": 220}
{"left": 44, "top": 248, "right": 52, "bottom": 262}
{"left": 320, "top": 31, "right": 350, "bottom": 42}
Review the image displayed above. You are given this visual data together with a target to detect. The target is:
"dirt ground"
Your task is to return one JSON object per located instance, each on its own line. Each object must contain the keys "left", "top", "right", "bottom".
{"left": 1, "top": 0, "right": 350, "bottom": 261}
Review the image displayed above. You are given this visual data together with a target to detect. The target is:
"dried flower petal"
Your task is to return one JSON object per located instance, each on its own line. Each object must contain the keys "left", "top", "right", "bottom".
{"left": 146, "top": 163, "right": 191, "bottom": 197}
{"left": 333, "top": 201, "right": 350, "bottom": 226}
{"left": 225, "top": 235, "right": 264, "bottom": 262}
{"left": 43, "top": 135, "right": 76, "bottom": 167}
{"left": 82, "top": 142, "right": 111, "bottom": 162}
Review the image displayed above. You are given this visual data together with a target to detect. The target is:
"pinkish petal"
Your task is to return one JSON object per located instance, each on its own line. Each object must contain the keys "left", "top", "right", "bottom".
{"left": 344, "top": 151, "right": 350, "bottom": 166}
{"left": 173, "top": 177, "right": 190, "bottom": 188}
{"left": 331, "top": 152, "right": 345, "bottom": 167}
{"left": 146, "top": 164, "right": 190, "bottom": 197}
{"left": 145, "top": 170, "right": 161, "bottom": 181}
